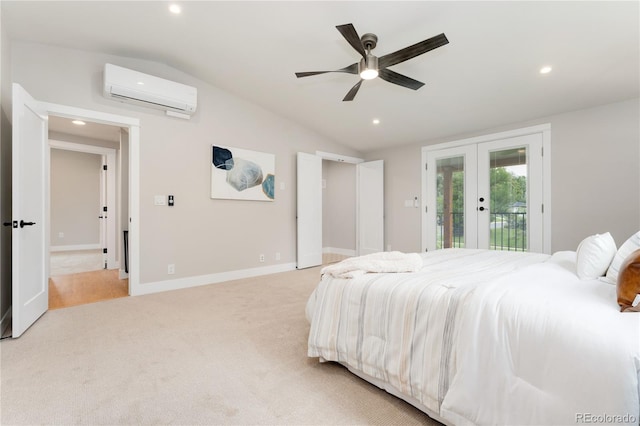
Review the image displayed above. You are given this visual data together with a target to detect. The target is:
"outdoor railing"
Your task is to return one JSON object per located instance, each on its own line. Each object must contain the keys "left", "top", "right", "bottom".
{"left": 437, "top": 212, "right": 527, "bottom": 251}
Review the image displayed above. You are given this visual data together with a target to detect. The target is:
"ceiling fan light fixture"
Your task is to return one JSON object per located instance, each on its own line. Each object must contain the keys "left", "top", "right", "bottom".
{"left": 359, "top": 54, "right": 379, "bottom": 80}
{"left": 295, "top": 23, "right": 449, "bottom": 101}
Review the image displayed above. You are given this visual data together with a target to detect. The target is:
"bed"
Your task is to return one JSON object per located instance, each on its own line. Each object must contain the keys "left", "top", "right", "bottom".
{"left": 305, "top": 243, "right": 640, "bottom": 425}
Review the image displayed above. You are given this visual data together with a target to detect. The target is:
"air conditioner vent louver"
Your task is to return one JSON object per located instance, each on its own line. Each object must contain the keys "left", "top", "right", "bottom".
{"left": 103, "top": 63, "right": 197, "bottom": 116}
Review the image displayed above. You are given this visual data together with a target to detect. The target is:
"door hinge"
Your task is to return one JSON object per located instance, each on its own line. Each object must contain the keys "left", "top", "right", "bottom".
{"left": 425, "top": 206, "right": 428, "bottom": 213}
{"left": 425, "top": 163, "right": 428, "bottom": 170}
{"left": 541, "top": 147, "right": 544, "bottom": 156}
{"left": 103, "top": 206, "right": 107, "bottom": 212}
{"left": 103, "top": 165, "right": 108, "bottom": 171}
{"left": 103, "top": 248, "right": 108, "bottom": 254}
{"left": 541, "top": 204, "right": 544, "bottom": 213}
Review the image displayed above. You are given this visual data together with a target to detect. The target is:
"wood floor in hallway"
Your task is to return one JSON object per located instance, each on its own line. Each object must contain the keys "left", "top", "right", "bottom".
{"left": 49, "top": 269, "right": 128, "bottom": 310}
{"left": 47, "top": 253, "right": 347, "bottom": 310}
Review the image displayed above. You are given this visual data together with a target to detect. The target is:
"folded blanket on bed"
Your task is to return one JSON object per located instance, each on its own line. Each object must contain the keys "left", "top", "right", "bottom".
{"left": 321, "top": 251, "right": 423, "bottom": 278}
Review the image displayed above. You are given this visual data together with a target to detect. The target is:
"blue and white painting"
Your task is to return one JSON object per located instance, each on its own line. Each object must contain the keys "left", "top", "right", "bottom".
{"left": 211, "top": 145, "right": 275, "bottom": 201}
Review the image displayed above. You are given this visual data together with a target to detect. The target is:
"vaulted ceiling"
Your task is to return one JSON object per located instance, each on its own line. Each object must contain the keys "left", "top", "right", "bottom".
{"left": 3, "top": 1, "right": 638, "bottom": 152}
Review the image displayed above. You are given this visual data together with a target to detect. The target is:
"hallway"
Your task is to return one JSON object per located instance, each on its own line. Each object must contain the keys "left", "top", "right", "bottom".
{"left": 49, "top": 269, "right": 128, "bottom": 310}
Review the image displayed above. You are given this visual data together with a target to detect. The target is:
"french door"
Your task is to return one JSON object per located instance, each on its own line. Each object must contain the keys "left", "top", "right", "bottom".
{"left": 424, "top": 132, "right": 545, "bottom": 253}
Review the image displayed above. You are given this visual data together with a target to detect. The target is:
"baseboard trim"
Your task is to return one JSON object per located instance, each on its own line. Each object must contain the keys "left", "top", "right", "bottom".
{"left": 131, "top": 262, "right": 297, "bottom": 296}
{"left": 119, "top": 269, "right": 129, "bottom": 280}
{"left": 322, "top": 247, "right": 356, "bottom": 256}
{"left": 50, "top": 244, "right": 101, "bottom": 252}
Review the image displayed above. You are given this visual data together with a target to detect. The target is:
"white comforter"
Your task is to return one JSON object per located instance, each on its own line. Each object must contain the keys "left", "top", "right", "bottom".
{"left": 306, "top": 249, "right": 640, "bottom": 426}
{"left": 320, "top": 251, "right": 423, "bottom": 278}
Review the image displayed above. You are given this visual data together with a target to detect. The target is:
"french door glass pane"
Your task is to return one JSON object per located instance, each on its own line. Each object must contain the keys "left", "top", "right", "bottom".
{"left": 436, "top": 156, "right": 465, "bottom": 249}
{"left": 489, "top": 147, "right": 527, "bottom": 251}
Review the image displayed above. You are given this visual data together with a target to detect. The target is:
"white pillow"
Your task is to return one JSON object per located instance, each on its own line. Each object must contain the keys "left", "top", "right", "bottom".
{"left": 575, "top": 232, "right": 617, "bottom": 279}
{"left": 603, "top": 231, "right": 640, "bottom": 284}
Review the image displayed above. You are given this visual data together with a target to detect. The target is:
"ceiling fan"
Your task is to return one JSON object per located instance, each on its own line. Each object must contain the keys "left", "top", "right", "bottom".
{"left": 295, "top": 23, "right": 449, "bottom": 101}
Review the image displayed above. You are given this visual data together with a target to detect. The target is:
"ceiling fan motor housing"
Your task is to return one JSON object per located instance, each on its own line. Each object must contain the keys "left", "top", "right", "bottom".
{"left": 360, "top": 33, "right": 378, "bottom": 50}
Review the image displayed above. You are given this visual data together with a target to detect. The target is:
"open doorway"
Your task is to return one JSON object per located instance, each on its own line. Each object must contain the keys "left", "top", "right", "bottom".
{"left": 47, "top": 116, "right": 129, "bottom": 309}
{"left": 321, "top": 159, "right": 356, "bottom": 265}
{"left": 296, "top": 150, "right": 383, "bottom": 269}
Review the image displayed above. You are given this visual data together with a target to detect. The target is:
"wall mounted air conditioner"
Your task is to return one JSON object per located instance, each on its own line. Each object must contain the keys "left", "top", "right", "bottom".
{"left": 103, "top": 63, "right": 197, "bottom": 118}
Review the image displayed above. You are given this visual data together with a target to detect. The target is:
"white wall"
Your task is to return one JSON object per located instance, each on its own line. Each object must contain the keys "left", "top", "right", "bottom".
{"left": 367, "top": 98, "right": 640, "bottom": 253}
{"left": 10, "top": 41, "right": 362, "bottom": 286}
{"left": 50, "top": 149, "right": 101, "bottom": 248}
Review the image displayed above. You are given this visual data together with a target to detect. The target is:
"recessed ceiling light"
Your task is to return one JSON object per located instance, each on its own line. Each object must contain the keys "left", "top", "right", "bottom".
{"left": 372, "top": 119, "right": 380, "bottom": 125}
{"left": 71, "top": 120, "right": 86, "bottom": 126}
{"left": 137, "top": 81, "right": 145, "bottom": 85}
{"left": 539, "top": 66, "right": 552, "bottom": 74}
{"left": 169, "top": 4, "right": 181, "bottom": 14}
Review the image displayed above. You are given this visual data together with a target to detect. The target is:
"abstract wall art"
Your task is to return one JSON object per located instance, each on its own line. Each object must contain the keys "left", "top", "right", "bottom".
{"left": 211, "top": 145, "right": 275, "bottom": 201}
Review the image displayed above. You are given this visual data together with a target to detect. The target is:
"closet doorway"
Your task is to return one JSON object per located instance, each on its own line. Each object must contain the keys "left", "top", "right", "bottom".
{"left": 322, "top": 159, "right": 356, "bottom": 264}
{"left": 296, "top": 151, "right": 384, "bottom": 269}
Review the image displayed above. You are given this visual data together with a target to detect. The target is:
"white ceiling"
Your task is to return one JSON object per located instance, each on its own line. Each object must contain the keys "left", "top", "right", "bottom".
{"left": 3, "top": 1, "right": 638, "bottom": 152}
{"left": 48, "top": 116, "right": 122, "bottom": 143}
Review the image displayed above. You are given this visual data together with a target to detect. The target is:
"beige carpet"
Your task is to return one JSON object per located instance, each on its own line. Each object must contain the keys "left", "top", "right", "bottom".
{"left": 0, "top": 266, "right": 440, "bottom": 425}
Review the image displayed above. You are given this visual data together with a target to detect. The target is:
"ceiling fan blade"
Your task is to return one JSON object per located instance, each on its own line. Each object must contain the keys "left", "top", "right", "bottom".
{"left": 378, "top": 33, "right": 449, "bottom": 69}
{"left": 378, "top": 68, "right": 425, "bottom": 90}
{"left": 343, "top": 79, "right": 363, "bottom": 102}
{"left": 336, "top": 23, "right": 366, "bottom": 58}
{"left": 295, "top": 63, "right": 358, "bottom": 78}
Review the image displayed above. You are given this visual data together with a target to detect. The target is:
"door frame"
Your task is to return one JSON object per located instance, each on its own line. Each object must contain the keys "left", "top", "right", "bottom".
{"left": 421, "top": 124, "right": 551, "bottom": 254}
{"left": 49, "top": 140, "right": 117, "bottom": 268}
{"left": 41, "top": 102, "right": 140, "bottom": 296}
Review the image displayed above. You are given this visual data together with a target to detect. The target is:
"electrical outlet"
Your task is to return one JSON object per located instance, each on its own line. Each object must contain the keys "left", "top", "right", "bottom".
{"left": 168, "top": 264, "right": 175, "bottom": 274}
{"left": 259, "top": 254, "right": 265, "bottom": 263}
{"left": 275, "top": 252, "right": 281, "bottom": 261}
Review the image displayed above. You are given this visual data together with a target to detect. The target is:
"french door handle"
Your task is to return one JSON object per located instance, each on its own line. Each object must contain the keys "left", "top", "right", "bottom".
{"left": 2, "top": 222, "right": 11, "bottom": 227}
{"left": 20, "top": 220, "right": 36, "bottom": 228}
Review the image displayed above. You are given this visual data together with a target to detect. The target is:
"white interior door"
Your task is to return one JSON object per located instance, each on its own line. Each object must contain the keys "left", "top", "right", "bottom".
{"left": 296, "top": 152, "right": 322, "bottom": 269}
{"left": 99, "top": 153, "right": 117, "bottom": 269}
{"left": 12, "top": 83, "right": 49, "bottom": 337}
{"left": 356, "top": 160, "right": 384, "bottom": 255}
{"left": 100, "top": 155, "right": 107, "bottom": 268}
